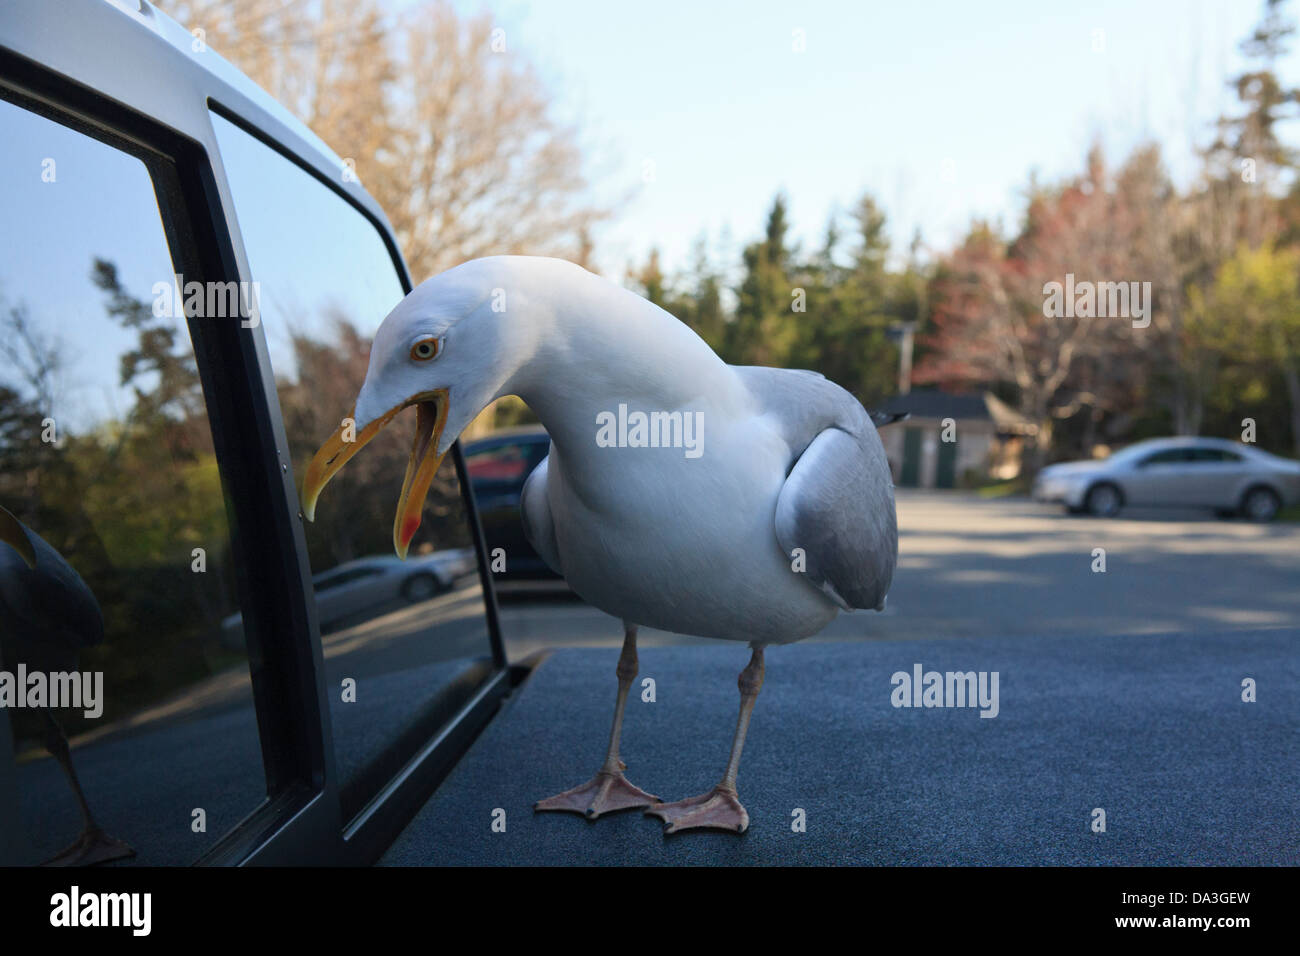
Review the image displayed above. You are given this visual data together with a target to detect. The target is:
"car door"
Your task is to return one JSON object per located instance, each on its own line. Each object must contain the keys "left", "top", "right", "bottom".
{"left": 2, "top": 0, "right": 509, "bottom": 867}
{"left": 1184, "top": 447, "right": 1250, "bottom": 506}
{"left": 1124, "top": 448, "right": 1193, "bottom": 505}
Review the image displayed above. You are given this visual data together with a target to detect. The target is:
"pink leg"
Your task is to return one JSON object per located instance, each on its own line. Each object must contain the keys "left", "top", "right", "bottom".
{"left": 534, "top": 624, "right": 661, "bottom": 819}
{"left": 646, "top": 644, "right": 765, "bottom": 835}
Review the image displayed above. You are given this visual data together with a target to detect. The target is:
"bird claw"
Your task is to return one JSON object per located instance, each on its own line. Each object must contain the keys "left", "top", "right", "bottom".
{"left": 644, "top": 785, "right": 749, "bottom": 834}
{"left": 41, "top": 827, "right": 135, "bottom": 867}
{"left": 534, "top": 770, "right": 661, "bottom": 820}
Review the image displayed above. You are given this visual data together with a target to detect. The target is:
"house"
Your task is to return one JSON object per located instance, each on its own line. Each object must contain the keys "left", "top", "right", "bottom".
{"left": 875, "top": 390, "right": 1037, "bottom": 488}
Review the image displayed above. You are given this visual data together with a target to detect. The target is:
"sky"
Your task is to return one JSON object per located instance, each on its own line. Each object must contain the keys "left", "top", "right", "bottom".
{"left": 400, "top": 0, "right": 1299, "bottom": 279}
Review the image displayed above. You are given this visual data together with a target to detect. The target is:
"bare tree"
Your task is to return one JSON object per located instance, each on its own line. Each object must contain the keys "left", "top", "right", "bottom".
{"left": 0, "top": 297, "right": 63, "bottom": 413}
{"left": 160, "top": 0, "right": 608, "bottom": 281}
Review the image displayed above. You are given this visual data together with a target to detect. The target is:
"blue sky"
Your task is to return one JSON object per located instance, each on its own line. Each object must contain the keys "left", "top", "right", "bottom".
{"left": 411, "top": 0, "right": 1299, "bottom": 278}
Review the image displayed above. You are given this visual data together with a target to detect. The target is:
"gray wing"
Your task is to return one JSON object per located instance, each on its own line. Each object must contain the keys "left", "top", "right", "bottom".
{"left": 735, "top": 367, "right": 898, "bottom": 612}
{"left": 520, "top": 454, "right": 562, "bottom": 576}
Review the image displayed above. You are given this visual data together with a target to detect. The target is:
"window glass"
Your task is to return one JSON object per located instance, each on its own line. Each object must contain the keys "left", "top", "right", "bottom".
{"left": 1140, "top": 449, "right": 1189, "bottom": 466}
{"left": 209, "top": 112, "right": 495, "bottom": 821}
{"left": 464, "top": 433, "right": 554, "bottom": 584}
{"left": 1188, "top": 448, "right": 1242, "bottom": 463}
{"left": 0, "top": 98, "right": 265, "bottom": 864}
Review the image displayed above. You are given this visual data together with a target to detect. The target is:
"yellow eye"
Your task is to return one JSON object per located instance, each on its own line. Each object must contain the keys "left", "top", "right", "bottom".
{"left": 410, "top": 338, "right": 439, "bottom": 361}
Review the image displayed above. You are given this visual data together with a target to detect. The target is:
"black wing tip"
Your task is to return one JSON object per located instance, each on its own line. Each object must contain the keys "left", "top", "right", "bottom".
{"left": 869, "top": 410, "right": 911, "bottom": 428}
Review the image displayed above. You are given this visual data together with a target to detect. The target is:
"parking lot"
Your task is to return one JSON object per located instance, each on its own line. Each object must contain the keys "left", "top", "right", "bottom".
{"left": 497, "top": 490, "right": 1300, "bottom": 654}
{"left": 385, "top": 490, "right": 1299, "bottom": 865}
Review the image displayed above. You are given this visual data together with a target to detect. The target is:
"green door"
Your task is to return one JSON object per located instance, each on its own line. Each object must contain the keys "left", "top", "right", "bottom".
{"left": 935, "top": 436, "right": 958, "bottom": 489}
{"left": 900, "top": 427, "right": 922, "bottom": 487}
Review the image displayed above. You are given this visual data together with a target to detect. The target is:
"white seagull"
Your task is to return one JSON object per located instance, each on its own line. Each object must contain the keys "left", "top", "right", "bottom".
{"left": 302, "top": 256, "right": 897, "bottom": 834}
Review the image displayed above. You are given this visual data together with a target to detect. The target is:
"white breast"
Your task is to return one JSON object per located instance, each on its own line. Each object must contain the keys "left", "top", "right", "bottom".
{"left": 543, "top": 409, "right": 839, "bottom": 644}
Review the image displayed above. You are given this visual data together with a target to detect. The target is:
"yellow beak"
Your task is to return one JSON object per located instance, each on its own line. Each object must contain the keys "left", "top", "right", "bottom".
{"left": 300, "top": 389, "right": 450, "bottom": 559}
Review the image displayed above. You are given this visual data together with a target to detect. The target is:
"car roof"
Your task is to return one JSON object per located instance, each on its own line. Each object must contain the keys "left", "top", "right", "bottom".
{"left": 463, "top": 426, "right": 550, "bottom": 451}
{"left": 3, "top": 0, "right": 402, "bottom": 247}
{"left": 1123, "top": 436, "right": 1250, "bottom": 452}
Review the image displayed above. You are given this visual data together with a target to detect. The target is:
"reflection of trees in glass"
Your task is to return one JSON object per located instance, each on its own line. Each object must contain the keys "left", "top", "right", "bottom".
{"left": 277, "top": 313, "right": 468, "bottom": 569}
{"left": 160, "top": 0, "right": 608, "bottom": 280}
{"left": 0, "top": 297, "right": 63, "bottom": 413}
{"left": 0, "top": 264, "right": 239, "bottom": 747}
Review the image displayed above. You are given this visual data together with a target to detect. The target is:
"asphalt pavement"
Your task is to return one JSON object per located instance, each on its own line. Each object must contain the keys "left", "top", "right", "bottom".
{"left": 383, "top": 493, "right": 1300, "bottom": 865}
{"left": 495, "top": 492, "right": 1300, "bottom": 655}
{"left": 382, "top": 628, "right": 1298, "bottom": 865}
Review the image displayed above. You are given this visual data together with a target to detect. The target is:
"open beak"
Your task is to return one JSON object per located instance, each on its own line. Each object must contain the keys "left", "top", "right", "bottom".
{"left": 300, "top": 389, "right": 450, "bottom": 559}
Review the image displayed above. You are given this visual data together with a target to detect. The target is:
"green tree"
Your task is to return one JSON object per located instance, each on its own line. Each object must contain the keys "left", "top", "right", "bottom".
{"left": 1187, "top": 244, "right": 1300, "bottom": 455}
{"left": 731, "top": 194, "right": 799, "bottom": 367}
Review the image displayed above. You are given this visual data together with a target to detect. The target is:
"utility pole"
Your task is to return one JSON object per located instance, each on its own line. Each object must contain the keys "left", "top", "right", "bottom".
{"left": 887, "top": 321, "right": 916, "bottom": 395}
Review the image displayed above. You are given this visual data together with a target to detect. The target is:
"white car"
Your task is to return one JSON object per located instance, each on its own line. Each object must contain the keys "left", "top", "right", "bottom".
{"left": 1033, "top": 437, "right": 1300, "bottom": 520}
{"left": 220, "top": 549, "right": 476, "bottom": 647}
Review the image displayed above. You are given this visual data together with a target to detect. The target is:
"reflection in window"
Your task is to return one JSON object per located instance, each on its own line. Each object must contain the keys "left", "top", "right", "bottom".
{"left": 210, "top": 112, "right": 495, "bottom": 820}
{"left": 463, "top": 430, "right": 556, "bottom": 584}
{"left": 0, "top": 98, "right": 265, "bottom": 864}
{"left": 466, "top": 442, "right": 545, "bottom": 484}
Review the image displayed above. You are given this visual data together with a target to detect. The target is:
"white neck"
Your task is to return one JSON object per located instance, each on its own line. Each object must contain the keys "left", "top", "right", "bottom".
{"left": 491, "top": 260, "right": 745, "bottom": 460}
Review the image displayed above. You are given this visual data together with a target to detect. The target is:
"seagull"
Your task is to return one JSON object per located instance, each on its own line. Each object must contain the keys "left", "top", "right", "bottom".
{"left": 301, "top": 256, "right": 897, "bottom": 834}
{"left": 0, "top": 505, "right": 135, "bottom": 864}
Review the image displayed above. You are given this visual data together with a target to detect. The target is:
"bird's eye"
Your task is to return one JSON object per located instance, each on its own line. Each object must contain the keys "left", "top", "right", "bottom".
{"left": 410, "top": 338, "right": 440, "bottom": 361}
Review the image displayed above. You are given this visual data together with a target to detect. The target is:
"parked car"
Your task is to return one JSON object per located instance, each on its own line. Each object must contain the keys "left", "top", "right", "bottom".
{"left": 219, "top": 549, "right": 474, "bottom": 645}
{"left": 464, "top": 426, "right": 563, "bottom": 583}
{"left": 1033, "top": 437, "right": 1300, "bottom": 520}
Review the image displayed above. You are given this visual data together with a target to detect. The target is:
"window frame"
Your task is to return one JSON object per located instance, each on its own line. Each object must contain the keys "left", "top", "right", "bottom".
{"left": 0, "top": 1, "right": 509, "bottom": 866}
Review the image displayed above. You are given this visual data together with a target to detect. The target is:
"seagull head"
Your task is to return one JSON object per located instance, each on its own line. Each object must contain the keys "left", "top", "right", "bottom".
{"left": 300, "top": 257, "right": 548, "bottom": 558}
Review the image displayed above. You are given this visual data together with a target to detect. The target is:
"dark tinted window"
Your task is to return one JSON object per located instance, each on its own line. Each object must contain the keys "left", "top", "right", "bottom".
{"left": 0, "top": 98, "right": 266, "bottom": 864}
{"left": 210, "top": 112, "right": 495, "bottom": 821}
{"left": 1140, "top": 449, "right": 1190, "bottom": 466}
{"left": 1188, "top": 447, "right": 1244, "bottom": 463}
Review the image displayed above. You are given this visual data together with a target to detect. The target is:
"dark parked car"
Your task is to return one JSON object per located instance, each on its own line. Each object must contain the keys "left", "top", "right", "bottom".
{"left": 464, "top": 426, "right": 562, "bottom": 583}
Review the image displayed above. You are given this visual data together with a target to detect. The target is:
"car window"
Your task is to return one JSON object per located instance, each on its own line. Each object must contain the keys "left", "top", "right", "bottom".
{"left": 1188, "top": 447, "right": 1243, "bottom": 463}
{"left": 1139, "top": 449, "right": 1189, "bottom": 466}
{"left": 209, "top": 112, "right": 495, "bottom": 821}
{"left": 0, "top": 97, "right": 266, "bottom": 864}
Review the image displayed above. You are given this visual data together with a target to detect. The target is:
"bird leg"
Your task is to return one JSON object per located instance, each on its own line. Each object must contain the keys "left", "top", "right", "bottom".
{"left": 646, "top": 644, "right": 765, "bottom": 835}
{"left": 534, "top": 624, "right": 661, "bottom": 819}
{"left": 40, "top": 709, "right": 134, "bottom": 866}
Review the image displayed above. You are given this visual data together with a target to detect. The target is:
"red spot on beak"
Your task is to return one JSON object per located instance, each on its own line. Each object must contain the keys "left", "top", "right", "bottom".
{"left": 401, "top": 516, "right": 421, "bottom": 548}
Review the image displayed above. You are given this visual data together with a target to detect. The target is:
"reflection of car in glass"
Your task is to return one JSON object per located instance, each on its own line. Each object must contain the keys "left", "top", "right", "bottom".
{"left": 219, "top": 549, "right": 475, "bottom": 642}
{"left": 1, "top": 0, "right": 510, "bottom": 866}
{"left": 1033, "top": 437, "right": 1300, "bottom": 520}
{"left": 464, "top": 427, "right": 562, "bottom": 582}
